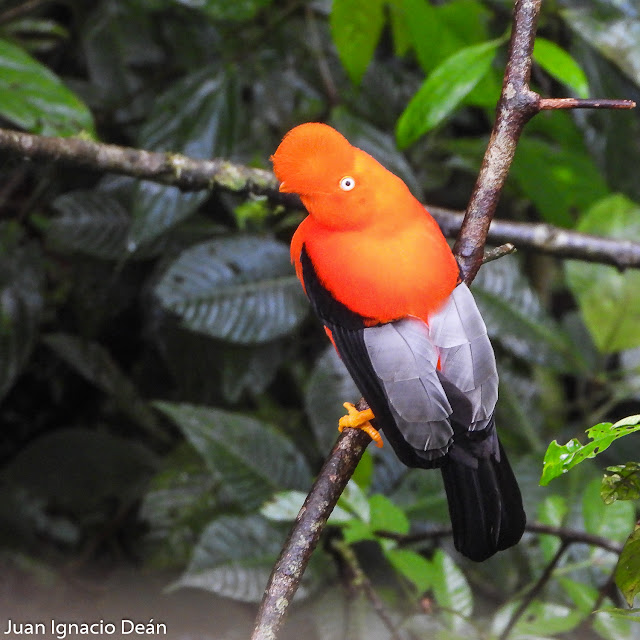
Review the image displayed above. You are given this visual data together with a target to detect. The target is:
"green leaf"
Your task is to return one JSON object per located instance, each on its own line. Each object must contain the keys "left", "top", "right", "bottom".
{"left": 170, "top": 514, "right": 284, "bottom": 602}
{"left": 260, "top": 490, "right": 307, "bottom": 522}
{"left": 154, "top": 235, "right": 308, "bottom": 345}
{"left": 155, "top": 402, "right": 312, "bottom": 510}
{"left": 396, "top": 39, "right": 500, "bottom": 148}
{"left": 0, "top": 38, "right": 94, "bottom": 136}
{"left": 494, "top": 601, "right": 583, "bottom": 637}
{"left": 593, "top": 608, "right": 636, "bottom": 640}
{"left": 541, "top": 416, "right": 640, "bottom": 485}
{"left": 430, "top": 550, "right": 473, "bottom": 631}
{"left": 582, "top": 477, "right": 635, "bottom": 545}
{"left": 602, "top": 462, "right": 640, "bottom": 505}
{"left": 140, "top": 447, "right": 222, "bottom": 567}
{"left": 566, "top": 194, "right": 640, "bottom": 353}
{"left": 397, "top": 0, "right": 452, "bottom": 73}
{"left": 49, "top": 190, "right": 133, "bottom": 260}
{"left": 43, "top": 333, "right": 164, "bottom": 440}
{"left": 342, "top": 519, "right": 376, "bottom": 545}
{"left": 368, "top": 494, "right": 409, "bottom": 536}
{"left": 510, "top": 137, "right": 609, "bottom": 227}
{"left": 385, "top": 548, "right": 433, "bottom": 593}
{"left": 537, "top": 494, "right": 568, "bottom": 560}
{"left": 128, "top": 68, "right": 240, "bottom": 249}
{"left": 615, "top": 527, "right": 640, "bottom": 607}
{"left": 533, "top": 37, "right": 589, "bottom": 98}
{"left": 330, "top": 0, "right": 386, "bottom": 86}
{"left": 305, "top": 346, "right": 360, "bottom": 453}
{"left": 558, "top": 578, "right": 597, "bottom": 614}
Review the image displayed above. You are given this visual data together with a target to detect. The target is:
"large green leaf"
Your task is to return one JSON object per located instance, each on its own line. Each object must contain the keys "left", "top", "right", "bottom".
{"left": 533, "top": 37, "right": 589, "bottom": 98}
{"left": 0, "top": 234, "right": 44, "bottom": 401}
{"left": 473, "top": 257, "right": 583, "bottom": 372}
{"left": 48, "top": 190, "right": 166, "bottom": 260}
{"left": 566, "top": 194, "right": 640, "bottom": 353}
{"left": 0, "top": 38, "right": 94, "bottom": 136}
{"left": 155, "top": 402, "right": 312, "bottom": 510}
{"left": 330, "top": 0, "right": 386, "bottom": 86}
{"left": 128, "top": 68, "right": 240, "bottom": 249}
{"left": 541, "top": 416, "right": 640, "bottom": 486}
{"left": 510, "top": 137, "right": 609, "bottom": 227}
{"left": 140, "top": 447, "right": 223, "bottom": 567}
{"left": 154, "top": 235, "right": 308, "bottom": 344}
{"left": 396, "top": 39, "right": 500, "bottom": 148}
{"left": 582, "top": 477, "right": 635, "bottom": 545}
{"left": 43, "top": 333, "right": 164, "bottom": 440}
{"left": 385, "top": 548, "right": 433, "bottom": 593}
{"left": 170, "top": 514, "right": 284, "bottom": 601}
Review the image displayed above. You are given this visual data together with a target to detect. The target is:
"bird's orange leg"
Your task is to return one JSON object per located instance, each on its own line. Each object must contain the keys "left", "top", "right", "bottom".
{"left": 339, "top": 402, "right": 383, "bottom": 448}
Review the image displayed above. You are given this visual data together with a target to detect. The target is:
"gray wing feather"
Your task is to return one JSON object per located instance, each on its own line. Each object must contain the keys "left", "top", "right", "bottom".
{"left": 429, "top": 283, "right": 498, "bottom": 429}
{"left": 363, "top": 283, "right": 498, "bottom": 460}
{"left": 363, "top": 319, "right": 454, "bottom": 458}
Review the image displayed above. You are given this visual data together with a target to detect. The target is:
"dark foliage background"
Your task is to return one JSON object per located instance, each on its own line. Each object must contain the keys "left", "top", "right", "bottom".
{"left": 1, "top": 1, "right": 640, "bottom": 638}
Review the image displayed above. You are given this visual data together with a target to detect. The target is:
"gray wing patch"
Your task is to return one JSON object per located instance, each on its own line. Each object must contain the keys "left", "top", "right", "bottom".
{"left": 428, "top": 283, "right": 498, "bottom": 430}
{"left": 363, "top": 319, "right": 454, "bottom": 459}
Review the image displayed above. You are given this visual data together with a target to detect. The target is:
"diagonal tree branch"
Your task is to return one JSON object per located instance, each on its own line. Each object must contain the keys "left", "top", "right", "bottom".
{"left": 452, "top": 0, "right": 635, "bottom": 285}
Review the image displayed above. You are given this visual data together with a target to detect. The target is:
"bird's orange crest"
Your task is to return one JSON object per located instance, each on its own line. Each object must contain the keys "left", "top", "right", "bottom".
{"left": 271, "top": 122, "right": 355, "bottom": 196}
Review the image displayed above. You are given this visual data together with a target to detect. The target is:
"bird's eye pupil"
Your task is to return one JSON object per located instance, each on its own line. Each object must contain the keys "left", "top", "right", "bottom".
{"left": 340, "top": 176, "right": 355, "bottom": 191}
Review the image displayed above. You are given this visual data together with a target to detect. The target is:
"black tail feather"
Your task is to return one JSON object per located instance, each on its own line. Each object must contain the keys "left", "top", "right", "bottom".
{"left": 440, "top": 436, "right": 526, "bottom": 562}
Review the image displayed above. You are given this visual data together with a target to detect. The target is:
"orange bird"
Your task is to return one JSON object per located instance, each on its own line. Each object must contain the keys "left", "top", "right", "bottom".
{"left": 272, "top": 123, "right": 525, "bottom": 561}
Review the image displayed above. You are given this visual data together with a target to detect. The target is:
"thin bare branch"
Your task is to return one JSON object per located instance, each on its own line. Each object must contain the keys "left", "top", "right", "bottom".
{"left": 539, "top": 98, "right": 636, "bottom": 110}
{"left": 483, "top": 243, "right": 517, "bottom": 264}
{"left": 377, "top": 522, "right": 623, "bottom": 555}
{"left": 453, "top": 0, "right": 542, "bottom": 282}
{"left": 430, "top": 206, "right": 640, "bottom": 271}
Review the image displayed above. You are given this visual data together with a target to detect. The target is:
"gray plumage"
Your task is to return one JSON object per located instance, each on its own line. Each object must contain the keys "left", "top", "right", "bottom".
{"left": 363, "top": 283, "right": 497, "bottom": 460}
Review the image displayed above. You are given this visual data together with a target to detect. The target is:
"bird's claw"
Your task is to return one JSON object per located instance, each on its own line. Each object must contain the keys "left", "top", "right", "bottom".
{"left": 338, "top": 402, "right": 383, "bottom": 448}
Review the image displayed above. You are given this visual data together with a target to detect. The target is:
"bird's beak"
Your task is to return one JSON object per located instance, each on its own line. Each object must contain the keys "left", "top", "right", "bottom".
{"left": 278, "top": 181, "right": 290, "bottom": 193}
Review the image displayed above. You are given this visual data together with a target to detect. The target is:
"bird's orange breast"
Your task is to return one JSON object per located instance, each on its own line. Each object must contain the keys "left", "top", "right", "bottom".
{"left": 292, "top": 212, "right": 459, "bottom": 324}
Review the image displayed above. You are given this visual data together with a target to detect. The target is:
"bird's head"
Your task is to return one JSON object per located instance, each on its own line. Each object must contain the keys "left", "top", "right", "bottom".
{"left": 272, "top": 122, "right": 402, "bottom": 230}
{"left": 271, "top": 122, "right": 355, "bottom": 197}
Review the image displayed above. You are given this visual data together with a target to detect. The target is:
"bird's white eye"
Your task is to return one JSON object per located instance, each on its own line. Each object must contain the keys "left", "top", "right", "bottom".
{"left": 339, "top": 176, "right": 356, "bottom": 191}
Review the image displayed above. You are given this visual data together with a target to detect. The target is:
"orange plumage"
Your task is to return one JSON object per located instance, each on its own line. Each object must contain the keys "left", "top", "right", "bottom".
{"left": 271, "top": 122, "right": 526, "bottom": 562}
{"left": 273, "top": 122, "right": 459, "bottom": 324}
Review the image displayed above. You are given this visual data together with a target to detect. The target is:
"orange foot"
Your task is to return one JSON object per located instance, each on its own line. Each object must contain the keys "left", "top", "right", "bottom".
{"left": 338, "top": 402, "right": 383, "bottom": 448}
